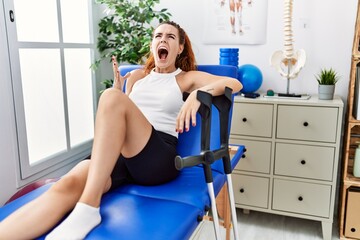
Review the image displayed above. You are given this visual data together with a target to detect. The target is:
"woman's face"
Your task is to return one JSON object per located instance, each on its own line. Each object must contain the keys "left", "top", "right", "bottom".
{"left": 151, "top": 24, "right": 184, "bottom": 73}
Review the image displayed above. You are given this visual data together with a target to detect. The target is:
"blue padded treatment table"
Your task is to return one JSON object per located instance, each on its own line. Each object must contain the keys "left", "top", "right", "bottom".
{"left": 0, "top": 65, "right": 245, "bottom": 240}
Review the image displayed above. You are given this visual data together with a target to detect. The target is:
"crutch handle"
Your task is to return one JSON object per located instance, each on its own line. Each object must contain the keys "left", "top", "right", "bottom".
{"left": 175, "top": 150, "right": 215, "bottom": 170}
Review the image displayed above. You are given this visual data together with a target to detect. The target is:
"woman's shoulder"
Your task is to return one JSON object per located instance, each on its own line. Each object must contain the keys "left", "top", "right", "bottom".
{"left": 176, "top": 70, "right": 200, "bottom": 92}
{"left": 125, "top": 68, "right": 147, "bottom": 93}
{"left": 181, "top": 69, "right": 208, "bottom": 80}
{"left": 130, "top": 68, "right": 147, "bottom": 80}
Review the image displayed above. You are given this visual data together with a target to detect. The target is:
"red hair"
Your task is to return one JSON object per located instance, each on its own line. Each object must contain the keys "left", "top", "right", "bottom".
{"left": 144, "top": 21, "right": 197, "bottom": 74}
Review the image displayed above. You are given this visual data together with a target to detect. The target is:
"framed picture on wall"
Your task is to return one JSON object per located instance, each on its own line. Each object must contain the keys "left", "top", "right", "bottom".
{"left": 203, "top": 0, "right": 269, "bottom": 45}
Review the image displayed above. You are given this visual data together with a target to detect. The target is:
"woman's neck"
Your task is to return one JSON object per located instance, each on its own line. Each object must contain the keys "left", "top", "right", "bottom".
{"left": 154, "top": 66, "right": 177, "bottom": 73}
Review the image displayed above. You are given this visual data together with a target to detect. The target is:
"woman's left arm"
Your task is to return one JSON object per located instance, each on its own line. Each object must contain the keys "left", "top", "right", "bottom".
{"left": 187, "top": 71, "right": 242, "bottom": 96}
{"left": 176, "top": 71, "right": 242, "bottom": 133}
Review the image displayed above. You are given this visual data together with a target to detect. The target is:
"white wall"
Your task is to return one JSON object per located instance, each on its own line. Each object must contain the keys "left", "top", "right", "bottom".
{"left": 158, "top": 0, "right": 358, "bottom": 102}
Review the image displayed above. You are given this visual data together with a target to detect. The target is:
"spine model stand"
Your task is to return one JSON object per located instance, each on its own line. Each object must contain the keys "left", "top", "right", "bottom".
{"left": 270, "top": 0, "right": 306, "bottom": 96}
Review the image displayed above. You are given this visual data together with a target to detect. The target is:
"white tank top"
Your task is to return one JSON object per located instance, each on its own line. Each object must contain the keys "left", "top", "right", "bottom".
{"left": 129, "top": 68, "right": 183, "bottom": 138}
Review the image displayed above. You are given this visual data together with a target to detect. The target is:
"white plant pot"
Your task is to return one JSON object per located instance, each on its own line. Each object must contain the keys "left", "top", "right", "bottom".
{"left": 318, "top": 85, "right": 335, "bottom": 100}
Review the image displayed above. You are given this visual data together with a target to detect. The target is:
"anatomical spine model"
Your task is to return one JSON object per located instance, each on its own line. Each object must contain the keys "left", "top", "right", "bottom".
{"left": 270, "top": 0, "right": 306, "bottom": 93}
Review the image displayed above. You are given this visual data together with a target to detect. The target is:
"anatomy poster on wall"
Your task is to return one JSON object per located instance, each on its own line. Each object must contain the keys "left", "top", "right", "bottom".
{"left": 203, "top": 0, "right": 268, "bottom": 44}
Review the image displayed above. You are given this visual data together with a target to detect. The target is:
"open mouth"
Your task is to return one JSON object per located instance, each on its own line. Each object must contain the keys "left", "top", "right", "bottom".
{"left": 158, "top": 47, "right": 168, "bottom": 60}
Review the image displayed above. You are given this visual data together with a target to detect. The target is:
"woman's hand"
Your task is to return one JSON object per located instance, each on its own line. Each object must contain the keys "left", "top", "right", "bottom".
{"left": 176, "top": 91, "right": 201, "bottom": 133}
{"left": 112, "top": 56, "right": 130, "bottom": 90}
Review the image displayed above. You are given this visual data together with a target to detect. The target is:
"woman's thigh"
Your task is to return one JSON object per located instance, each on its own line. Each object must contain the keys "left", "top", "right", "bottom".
{"left": 125, "top": 130, "right": 179, "bottom": 185}
{"left": 111, "top": 130, "right": 179, "bottom": 189}
{"left": 100, "top": 88, "right": 153, "bottom": 158}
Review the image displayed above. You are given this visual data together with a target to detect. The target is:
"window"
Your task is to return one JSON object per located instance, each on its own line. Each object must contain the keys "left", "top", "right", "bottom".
{"left": 4, "top": 0, "right": 97, "bottom": 179}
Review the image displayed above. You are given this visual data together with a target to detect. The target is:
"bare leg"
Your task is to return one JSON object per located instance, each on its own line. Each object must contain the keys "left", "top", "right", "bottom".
{"left": 45, "top": 88, "right": 152, "bottom": 239}
{"left": 80, "top": 88, "right": 152, "bottom": 207}
{"left": 0, "top": 160, "right": 90, "bottom": 240}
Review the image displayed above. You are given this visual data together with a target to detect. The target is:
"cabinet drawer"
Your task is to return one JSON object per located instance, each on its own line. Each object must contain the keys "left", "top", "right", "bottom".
{"left": 274, "top": 143, "right": 335, "bottom": 181}
{"left": 231, "top": 138, "right": 271, "bottom": 174}
{"left": 272, "top": 179, "right": 331, "bottom": 218}
{"left": 276, "top": 105, "right": 338, "bottom": 142}
{"left": 232, "top": 174, "right": 269, "bottom": 208}
{"left": 231, "top": 103, "right": 273, "bottom": 137}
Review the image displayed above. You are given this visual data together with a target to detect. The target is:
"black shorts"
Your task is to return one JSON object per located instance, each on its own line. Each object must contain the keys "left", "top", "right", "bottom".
{"left": 109, "top": 127, "right": 179, "bottom": 191}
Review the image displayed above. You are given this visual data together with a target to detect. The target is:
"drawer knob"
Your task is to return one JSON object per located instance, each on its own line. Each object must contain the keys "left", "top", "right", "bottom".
{"left": 242, "top": 117, "right": 247, "bottom": 122}
{"left": 303, "top": 122, "right": 309, "bottom": 127}
{"left": 300, "top": 160, "right": 306, "bottom": 165}
{"left": 240, "top": 188, "right": 245, "bottom": 193}
{"left": 298, "top": 196, "right": 303, "bottom": 201}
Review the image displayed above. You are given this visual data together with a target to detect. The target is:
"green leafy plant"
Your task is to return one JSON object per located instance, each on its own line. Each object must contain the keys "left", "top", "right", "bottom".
{"left": 99, "top": 79, "right": 115, "bottom": 94}
{"left": 315, "top": 68, "right": 340, "bottom": 85}
{"left": 92, "top": 0, "right": 171, "bottom": 71}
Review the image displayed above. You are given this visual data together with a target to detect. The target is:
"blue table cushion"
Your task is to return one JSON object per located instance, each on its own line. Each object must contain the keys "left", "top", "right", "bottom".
{"left": 86, "top": 194, "right": 202, "bottom": 240}
{"left": 35, "top": 193, "right": 202, "bottom": 240}
{"left": 114, "top": 166, "right": 225, "bottom": 211}
{"left": 0, "top": 146, "right": 243, "bottom": 240}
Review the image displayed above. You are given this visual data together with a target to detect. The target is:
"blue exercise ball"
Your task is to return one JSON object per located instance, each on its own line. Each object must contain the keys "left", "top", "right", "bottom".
{"left": 237, "top": 64, "right": 263, "bottom": 93}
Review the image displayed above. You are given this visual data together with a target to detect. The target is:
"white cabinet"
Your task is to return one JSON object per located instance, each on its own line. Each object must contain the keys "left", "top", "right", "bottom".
{"left": 230, "top": 94, "right": 343, "bottom": 240}
{"left": 272, "top": 179, "right": 332, "bottom": 218}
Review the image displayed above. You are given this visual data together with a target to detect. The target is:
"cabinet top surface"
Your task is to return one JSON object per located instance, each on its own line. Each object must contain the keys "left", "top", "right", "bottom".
{"left": 234, "top": 93, "right": 344, "bottom": 107}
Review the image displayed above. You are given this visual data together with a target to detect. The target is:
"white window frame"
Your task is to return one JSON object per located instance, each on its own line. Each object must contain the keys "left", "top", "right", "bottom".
{"left": 3, "top": 0, "right": 99, "bottom": 180}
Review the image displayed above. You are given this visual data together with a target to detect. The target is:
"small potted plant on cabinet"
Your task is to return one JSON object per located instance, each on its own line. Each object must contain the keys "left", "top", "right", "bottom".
{"left": 316, "top": 68, "right": 340, "bottom": 100}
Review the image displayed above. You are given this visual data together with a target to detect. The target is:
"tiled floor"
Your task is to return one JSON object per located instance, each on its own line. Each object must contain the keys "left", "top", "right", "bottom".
{"left": 193, "top": 209, "right": 340, "bottom": 240}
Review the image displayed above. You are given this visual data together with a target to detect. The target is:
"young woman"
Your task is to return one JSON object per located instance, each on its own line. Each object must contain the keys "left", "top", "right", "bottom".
{"left": 0, "top": 21, "right": 242, "bottom": 240}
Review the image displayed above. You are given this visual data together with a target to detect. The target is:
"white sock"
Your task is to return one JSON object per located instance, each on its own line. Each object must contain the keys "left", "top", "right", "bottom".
{"left": 45, "top": 202, "right": 101, "bottom": 240}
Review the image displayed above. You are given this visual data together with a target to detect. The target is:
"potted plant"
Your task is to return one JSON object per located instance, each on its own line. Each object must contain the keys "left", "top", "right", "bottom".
{"left": 315, "top": 68, "right": 340, "bottom": 100}
{"left": 92, "top": 0, "right": 171, "bottom": 91}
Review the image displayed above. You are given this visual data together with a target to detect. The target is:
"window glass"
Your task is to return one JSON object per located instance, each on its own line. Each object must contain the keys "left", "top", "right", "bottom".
{"left": 61, "top": 0, "right": 91, "bottom": 43}
{"left": 13, "top": 0, "right": 59, "bottom": 42}
{"left": 64, "top": 48, "right": 94, "bottom": 147}
{"left": 19, "top": 48, "right": 67, "bottom": 164}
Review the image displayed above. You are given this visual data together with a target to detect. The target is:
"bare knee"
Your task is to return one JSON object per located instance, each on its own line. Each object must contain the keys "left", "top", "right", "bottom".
{"left": 100, "top": 88, "right": 126, "bottom": 105}
{"left": 98, "top": 88, "right": 128, "bottom": 114}
{"left": 50, "top": 161, "right": 89, "bottom": 195}
{"left": 51, "top": 176, "right": 83, "bottom": 197}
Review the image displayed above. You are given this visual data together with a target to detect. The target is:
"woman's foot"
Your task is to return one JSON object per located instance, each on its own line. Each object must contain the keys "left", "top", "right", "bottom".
{"left": 45, "top": 202, "right": 101, "bottom": 240}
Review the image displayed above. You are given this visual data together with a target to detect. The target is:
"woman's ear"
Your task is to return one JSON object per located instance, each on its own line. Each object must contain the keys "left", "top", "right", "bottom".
{"left": 178, "top": 44, "right": 184, "bottom": 55}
